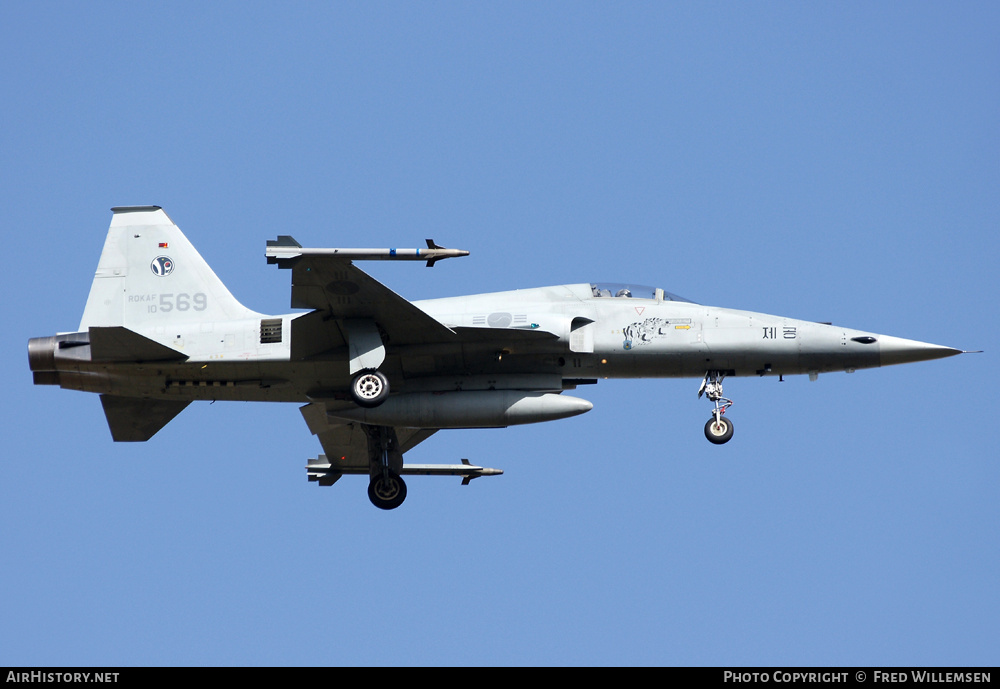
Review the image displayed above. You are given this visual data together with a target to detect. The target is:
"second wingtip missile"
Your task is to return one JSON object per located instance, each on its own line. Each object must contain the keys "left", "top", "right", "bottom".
{"left": 266, "top": 236, "right": 469, "bottom": 267}
{"left": 306, "top": 457, "right": 503, "bottom": 487}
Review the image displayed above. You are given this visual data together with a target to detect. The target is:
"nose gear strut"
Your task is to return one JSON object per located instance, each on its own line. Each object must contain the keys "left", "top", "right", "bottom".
{"left": 698, "top": 371, "right": 734, "bottom": 444}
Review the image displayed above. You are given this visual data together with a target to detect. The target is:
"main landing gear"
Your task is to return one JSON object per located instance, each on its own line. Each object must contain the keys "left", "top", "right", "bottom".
{"left": 698, "top": 371, "right": 734, "bottom": 445}
{"left": 365, "top": 425, "right": 407, "bottom": 510}
{"left": 368, "top": 470, "right": 407, "bottom": 510}
{"left": 351, "top": 369, "right": 390, "bottom": 407}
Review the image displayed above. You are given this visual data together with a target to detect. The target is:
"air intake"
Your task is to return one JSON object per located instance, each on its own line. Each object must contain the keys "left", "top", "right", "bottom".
{"left": 260, "top": 318, "right": 283, "bottom": 344}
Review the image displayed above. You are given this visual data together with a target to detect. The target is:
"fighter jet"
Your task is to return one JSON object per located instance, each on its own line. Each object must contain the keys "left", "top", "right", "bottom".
{"left": 28, "top": 207, "right": 967, "bottom": 509}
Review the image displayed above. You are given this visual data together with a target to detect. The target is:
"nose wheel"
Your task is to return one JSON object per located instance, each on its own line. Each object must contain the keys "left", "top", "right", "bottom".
{"left": 704, "top": 416, "right": 734, "bottom": 444}
{"left": 699, "top": 371, "right": 734, "bottom": 445}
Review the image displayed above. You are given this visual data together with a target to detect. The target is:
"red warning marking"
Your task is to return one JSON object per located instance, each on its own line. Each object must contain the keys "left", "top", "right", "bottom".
{"left": 635, "top": 307, "right": 645, "bottom": 315}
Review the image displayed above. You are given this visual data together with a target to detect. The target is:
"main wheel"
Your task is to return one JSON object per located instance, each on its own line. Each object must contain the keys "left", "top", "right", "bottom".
{"left": 704, "top": 416, "right": 734, "bottom": 444}
{"left": 368, "top": 471, "right": 407, "bottom": 510}
{"left": 351, "top": 369, "right": 389, "bottom": 407}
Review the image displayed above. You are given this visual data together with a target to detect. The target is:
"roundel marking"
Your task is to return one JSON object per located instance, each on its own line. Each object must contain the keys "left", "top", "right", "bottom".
{"left": 151, "top": 256, "right": 174, "bottom": 277}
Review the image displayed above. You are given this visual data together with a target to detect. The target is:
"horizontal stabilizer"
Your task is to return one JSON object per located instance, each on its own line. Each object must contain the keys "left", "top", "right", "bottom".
{"left": 89, "top": 327, "right": 188, "bottom": 363}
{"left": 100, "top": 395, "right": 190, "bottom": 442}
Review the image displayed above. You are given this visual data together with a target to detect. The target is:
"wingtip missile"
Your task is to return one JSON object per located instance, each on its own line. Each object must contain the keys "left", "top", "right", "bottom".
{"left": 423, "top": 239, "right": 469, "bottom": 266}
{"left": 266, "top": 239, "right": 469, "bottom": 267}
{"left": 423, "top": 239, "right": 470, "bottom": 266}
{"left": 305, "top": 457, "right": 502, "bottom": 487}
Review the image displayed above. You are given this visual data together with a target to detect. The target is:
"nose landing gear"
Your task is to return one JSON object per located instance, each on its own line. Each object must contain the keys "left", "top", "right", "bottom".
{"left": 699, "top": 371, "right": 734, "bottom": 445}
{"left": 704, "top": 415, "right": 734, "bottom": 444}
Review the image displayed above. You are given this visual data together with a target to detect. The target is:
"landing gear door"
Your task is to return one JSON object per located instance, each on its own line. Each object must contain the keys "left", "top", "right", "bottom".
{"left": 342, "top": 318, "right": 386, "bottom": 375}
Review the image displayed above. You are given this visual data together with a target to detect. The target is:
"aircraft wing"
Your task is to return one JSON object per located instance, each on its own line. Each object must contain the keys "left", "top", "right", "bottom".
{"left": 302, "top": 402, "right": 437, "bottom": 466}
{"left": 310, "top": 421, "right": 437, "bottom": 472}
{"left": 299, "top": 403, "right": 500, "bottom": 487}
{"left": 268, "top": 237, "right": 456, "bottom": 346}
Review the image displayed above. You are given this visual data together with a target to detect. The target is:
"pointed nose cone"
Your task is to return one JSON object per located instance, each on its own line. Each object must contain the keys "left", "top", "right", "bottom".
{"left": 879, "top": 335, "right": 962, "bottom": 367}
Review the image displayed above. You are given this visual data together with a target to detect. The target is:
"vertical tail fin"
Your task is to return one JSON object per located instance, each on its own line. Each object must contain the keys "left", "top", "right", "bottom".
{"left": 79, "top": 206, "right": 259, "bottom": 330}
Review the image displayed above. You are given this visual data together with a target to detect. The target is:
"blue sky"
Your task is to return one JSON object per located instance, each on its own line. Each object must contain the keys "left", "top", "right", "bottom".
{"left": 2, "top": 2, "right": 996, "bottom": 666}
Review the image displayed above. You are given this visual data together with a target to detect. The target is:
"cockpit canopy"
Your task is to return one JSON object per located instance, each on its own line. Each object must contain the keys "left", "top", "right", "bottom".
{"left": 590, "top": 283, "right": 695, "bottom": 303}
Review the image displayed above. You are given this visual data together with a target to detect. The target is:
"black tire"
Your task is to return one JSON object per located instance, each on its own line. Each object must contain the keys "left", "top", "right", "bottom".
{"left": 704, "top": 416, "right": 734, "bottom": 444}
{"left": 368, "top": 471, "right": 407, "bottom": 510}
{"left": 351, "top": 369, "right": 390, "bottom": 408}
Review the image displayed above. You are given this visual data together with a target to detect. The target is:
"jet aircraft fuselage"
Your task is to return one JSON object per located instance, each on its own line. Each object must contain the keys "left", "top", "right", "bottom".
{"left": 28, "top": 207, "right": 964, "bottom": 509}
